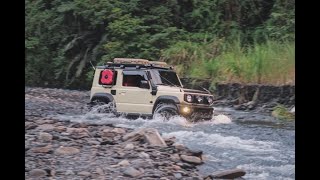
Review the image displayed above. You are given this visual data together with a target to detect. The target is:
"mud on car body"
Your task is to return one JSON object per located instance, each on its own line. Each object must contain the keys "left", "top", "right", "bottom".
{"left": 89, "top": 58, "right": 214, "bottom": 121}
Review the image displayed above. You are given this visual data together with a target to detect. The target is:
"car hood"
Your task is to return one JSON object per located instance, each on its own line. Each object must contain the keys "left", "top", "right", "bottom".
{"left": 182, "top": 88, "right": 210, "bottom": 94}
{"left": 156, "top": 85, "right": 211, "bottom": 95}
{"left": 156, "top": 85, "right": 182, "bottom": 92}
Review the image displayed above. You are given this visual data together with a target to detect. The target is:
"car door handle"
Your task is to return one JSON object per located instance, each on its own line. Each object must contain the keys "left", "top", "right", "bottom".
{"left": 119, "top": 91, "right": 126, "bottom": 95}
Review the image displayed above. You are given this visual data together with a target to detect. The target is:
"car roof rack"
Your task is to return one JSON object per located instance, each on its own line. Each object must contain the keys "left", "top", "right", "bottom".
{"left": 96, "top": 58, "right": 174, "bottom": 70}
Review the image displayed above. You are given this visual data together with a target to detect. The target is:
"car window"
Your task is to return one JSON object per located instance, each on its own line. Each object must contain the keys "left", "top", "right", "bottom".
{"left": 122, "top": 70, "right": 147, "bottom": 87}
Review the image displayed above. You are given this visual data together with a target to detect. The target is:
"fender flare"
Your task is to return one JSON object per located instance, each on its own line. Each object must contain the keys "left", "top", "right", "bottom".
{"left": 152, "top": 96, "right": 180, "bottom": 113}
{"left": 90, "top": 93, "right": 114, "bottom": 103}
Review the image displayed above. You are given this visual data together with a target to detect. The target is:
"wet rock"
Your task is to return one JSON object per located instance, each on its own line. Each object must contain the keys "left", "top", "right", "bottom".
{"left": 174, "top": 173, "right": 182, "bottom": 179}
{"left": 112, "top": 128, "right": 126, "bottom": 134}
{"left": 61, "top": 132, "right": 70, "bottom": 136}
{"left": 188, "top": 149, "right": 203, "bottom": 158}
{"left": 124, "top": 143, "right": 134, "bottom": 150}
{"left": 247, "top": 101, "right": 256, "bottom": 110}
{"left": 39, "top": 132, "right": 53, "bottom": 142}
{"left": 65, "top": 170, "right": 75, "bottom": 175}
{"left": 100, "top": 140, "right": 117, "bottom": 145}
{"left": 290, "top": 106, "right": 295, "bottom": 114}
{"left": 66, "top": 128, "right": 90, "bottom": 138}
{"left": 172, "top": 165, "right": 182, "bottom": 170}
{"left": 88, "top": 140, "right": 100, "bottom": 145}
{"left": 31, "top": 144, "right": 52, "bottom": 153}
{"left": 160, "top": 177, "right": 170, "bottom": 180}
{"left": 123, "top": 129, "right": 145, "bottom": 141}
{"left": 54, "top": 126, "right": 66, "bottom": 132}
{"left": 174, "top": 143, "right": 185, "bottom": 150}
{"left": 170, "top": 154, "right": 180, "bottom": 162}
{"left": 36, "top": 119, "right": 55, "bottom": 125}
{"left": 37, "top": 124, "right": 55, "bottom": 131}
{"left": 102, "top": 128, "right": 115, "bottom": 138}
{"left": 78, "top": 171, "right": 91, "bottom": 177}
{"left": 118, "top": 159, "right": 130, "bottom": 166}
{"left": 138, "top": 152, "right": 150, "bottom": 159}
{"left": 180, "top": 155, "right": 202, "bottom": 165}
{"left": 25, "top": 122, "right": 37, "bottom": 130}
{"left": 206, "top": 168, "right": 246, "bottom": 179}
{"left": 188, "top": 176, "right": 202, "bottom": 180}
{"left": 143, "top": 128, "right": 167, "bottom": 147}
{"left": 123, "top": 167, "right": 143, "bottom": 177}
{"left": 55, "top": 146, "right": 80, "bottom": 155}
{"left": 96, "top": 167, "right": 104, "bottom": 175}
{"left": 234, "top": 104, "right": 246, "bottom": 110}
{"left": 29, "top": 169, "right": 47, "bottom": 178}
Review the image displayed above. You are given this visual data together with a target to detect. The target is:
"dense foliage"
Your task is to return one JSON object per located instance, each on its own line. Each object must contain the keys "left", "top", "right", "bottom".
{"left": 26, "top": 0, "right": 295, "bottom": 89}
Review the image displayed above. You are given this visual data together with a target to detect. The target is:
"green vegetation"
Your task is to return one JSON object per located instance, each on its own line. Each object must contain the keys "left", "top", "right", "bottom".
{"left": 25, "top": 0, "right": 295, "bottom": 89}
{"left": 165, "top": 39, "right": 294, "bottom": 85}
{"left": 271, "top": 104, "right": 295, "bottom": 121}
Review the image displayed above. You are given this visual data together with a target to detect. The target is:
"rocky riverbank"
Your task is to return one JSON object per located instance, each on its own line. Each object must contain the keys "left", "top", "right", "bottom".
{"left": 180, "top": 79, "right": 295, "bottom": 115}
{"left": 25, "top": 87, "right": 245, "bottom": 179}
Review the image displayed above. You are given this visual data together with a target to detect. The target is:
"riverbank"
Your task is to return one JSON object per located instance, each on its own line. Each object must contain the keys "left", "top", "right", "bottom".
{"left": 26, "top": 87, "right": 248, "bottom": 179}
{"left": 180, "top": 79, "right": 295, "bottom": 115}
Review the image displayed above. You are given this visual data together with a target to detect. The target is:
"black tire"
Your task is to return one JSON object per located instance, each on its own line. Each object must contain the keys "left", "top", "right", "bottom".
{"left": 89, "top": 99, "right": 116, "bottom": 114}
{"left": 153, "top": 103, "right": 179, "bottom": 121}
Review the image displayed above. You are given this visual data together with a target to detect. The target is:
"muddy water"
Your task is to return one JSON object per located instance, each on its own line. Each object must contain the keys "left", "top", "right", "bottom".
{"left": 52, "top": 106, "right": 295, "bottom": 180}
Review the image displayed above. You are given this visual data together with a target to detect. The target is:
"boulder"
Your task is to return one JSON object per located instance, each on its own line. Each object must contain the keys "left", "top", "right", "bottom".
{"left": 122, "top": 129, "right": 145, "bottom": 141}
{"left": 118, "top": 159, "right": 130, "bottom": 166}
{"left": 36, "top": 124, "right": 55, "bottom": 131}
{"left": 290, "top": 106, "right": 295, "bottom": 114}
{"left": 112, "top": 128, "right": 126, "bottom": 134}
{"left": 29, "top": 169, "right": 47, "bottom": 178}
{"left": 124, "top": 143, "right": 134, "bottom": 150}
{"left": 138, "top": 152, "right": 150, "bottom": 159}
{"left": 123, "top": 128, "right": 167, "bottom": 146}
{"left": 31, "top": 144, "right": 52, "bottom": 153}
{"left": 78, "top": 171, "right": 91, "bottom": 177}
{"left": 66, "top": 128, "right": 90, "bottom": 138}
{"left": 123, "top": 167, "right": 143, "bottom": 177}
{"left": 143, "top": 128, "right": 167, "bottom": 147}
{"left": 55, "top": 146, "right": 80, "bottom": 155}
{"left": 206, "top": 168, "right": 246, "bottom": 179}
{"left": 39, "top": 132, "right": 53, "bottom": 142}
{"left": 180, "top": 155, "right": 202, "bottom": 164}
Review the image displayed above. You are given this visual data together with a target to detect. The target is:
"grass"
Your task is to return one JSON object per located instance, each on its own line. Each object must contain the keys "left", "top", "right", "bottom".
{"left": 162, "top": 39, "right": 295, "bottom": 85}
{"left": 271, "top": 104, "right": 295, "bottom": 121}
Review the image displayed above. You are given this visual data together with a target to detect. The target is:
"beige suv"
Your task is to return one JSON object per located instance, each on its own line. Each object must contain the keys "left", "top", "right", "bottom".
{"left": 89, "top": 58, "right": 214, "bottom": 121}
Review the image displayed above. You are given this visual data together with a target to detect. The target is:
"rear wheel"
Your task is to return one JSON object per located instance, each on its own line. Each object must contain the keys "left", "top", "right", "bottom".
{"left": 153, "top": 103, "right": 179, "bottom": 121}
{"left": 89, "top": 99, "right": 116, "bottom": 114}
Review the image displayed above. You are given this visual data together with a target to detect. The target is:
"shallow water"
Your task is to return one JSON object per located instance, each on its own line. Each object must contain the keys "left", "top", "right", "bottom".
{"left": 53, "top": 106, "right": 295, "bottom": 180}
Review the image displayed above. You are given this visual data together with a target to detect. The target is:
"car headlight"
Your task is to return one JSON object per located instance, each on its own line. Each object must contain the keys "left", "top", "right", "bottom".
{"left": 196, "top": 96, "right": 203, "bottom": 103}
{"left": 186, "top": 94, "right": 193, "bottom": 103}
{"left": 207, "top": 96, "right": 213, "bottom": 104}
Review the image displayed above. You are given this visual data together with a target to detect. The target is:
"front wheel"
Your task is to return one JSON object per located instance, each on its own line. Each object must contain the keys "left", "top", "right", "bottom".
{"left": 153, "top": 103, "right": 179, "bottom": 121}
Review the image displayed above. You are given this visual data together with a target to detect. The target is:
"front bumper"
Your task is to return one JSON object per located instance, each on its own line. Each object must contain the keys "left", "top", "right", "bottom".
{"left": 177, "top": 104, "right": 214, "bottom": 120}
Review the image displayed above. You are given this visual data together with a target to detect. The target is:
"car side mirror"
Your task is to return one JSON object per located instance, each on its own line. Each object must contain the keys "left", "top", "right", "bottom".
{"left": 140, "top": 80, "right": 150, "bottom": 89}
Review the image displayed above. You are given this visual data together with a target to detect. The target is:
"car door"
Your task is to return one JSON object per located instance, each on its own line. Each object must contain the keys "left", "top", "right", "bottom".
{"left": 116, "top": 70, "right": 153, "bottom": 114}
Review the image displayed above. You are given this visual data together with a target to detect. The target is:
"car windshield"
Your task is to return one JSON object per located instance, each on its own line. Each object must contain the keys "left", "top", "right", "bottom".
{"left": 150, "top": 69, "right": 182, "bottom": 87}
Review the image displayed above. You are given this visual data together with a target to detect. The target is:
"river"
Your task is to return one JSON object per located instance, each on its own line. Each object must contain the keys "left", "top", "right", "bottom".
{"left": 53, "top": 106, "right": 295, "bottom": 180}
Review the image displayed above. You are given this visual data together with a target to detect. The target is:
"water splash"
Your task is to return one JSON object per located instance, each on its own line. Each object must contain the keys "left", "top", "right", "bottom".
{"left": 237, "top": 164, "right": 295, "bottom": 179}
{"left": 212, "top": 114, "right": 232, "bottom": 124}
{"left": 163, "top": 131, "right": 278, "bottom": 152}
